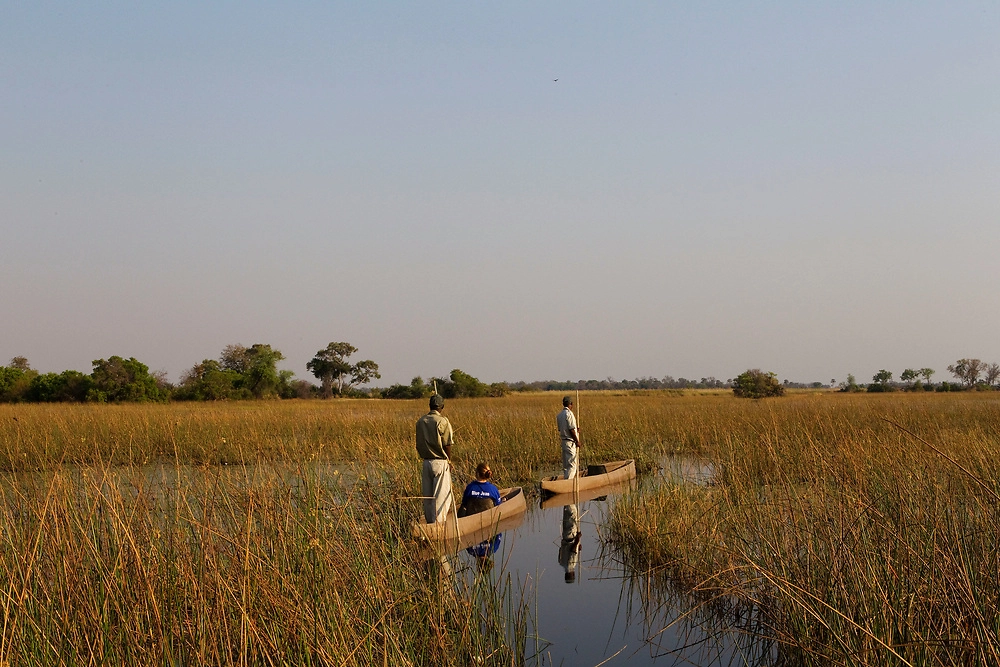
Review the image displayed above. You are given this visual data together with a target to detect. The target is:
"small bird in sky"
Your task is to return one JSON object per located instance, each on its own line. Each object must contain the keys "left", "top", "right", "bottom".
{"left": 553, "top": 78, "right": 558, "bottom": 81}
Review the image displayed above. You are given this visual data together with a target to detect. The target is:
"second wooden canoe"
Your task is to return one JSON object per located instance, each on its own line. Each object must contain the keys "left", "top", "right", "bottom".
{"left": 540, "top": 477, "right": 635, "bottom": 509}
{"left": 540, "top": 459, "right": 636, "bottom": 495}
{"left": 411, "top": 486, "right": 527, "bottom": 542}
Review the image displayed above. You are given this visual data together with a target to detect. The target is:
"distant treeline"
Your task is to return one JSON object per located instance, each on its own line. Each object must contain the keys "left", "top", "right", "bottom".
{"left": 505, "top": 376, "right": 730, "bottom": 392}
{"left": 839, "top": 360, "right": 1000, "bottom": 393}
{"left": 2, "top": 344, "right": 997, "bottom": 403}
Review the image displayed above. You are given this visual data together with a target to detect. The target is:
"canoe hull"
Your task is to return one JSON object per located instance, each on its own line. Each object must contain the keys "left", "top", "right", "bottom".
{"left": 411, "top": 486, "right": 527, "bottom": 542}
{"left": 540, "top": 477, "right": 635, "bottom": 509}
{"left": 540, "top": 459, "right": 636, "bottom": 495}
{"left": 414, "top": 512, "right": 526, "bottom": 558}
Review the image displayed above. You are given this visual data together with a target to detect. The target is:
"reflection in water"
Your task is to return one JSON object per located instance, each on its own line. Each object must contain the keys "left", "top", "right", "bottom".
{"left": 415, "top": 456, "right": 773, "bottom": 664}
{"left": 467, "top": 533, "right": 502, "bottom": 574}
{"left": 507, "top": 478, "right": 775, "bottom": 665}
{"left": 557, "top": 504, "right": 581, "bottom": 584}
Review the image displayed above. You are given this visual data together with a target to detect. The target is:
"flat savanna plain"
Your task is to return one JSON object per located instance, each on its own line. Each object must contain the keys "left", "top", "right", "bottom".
{"left": 1, "top": 391, "right": 998, "bottom": 665}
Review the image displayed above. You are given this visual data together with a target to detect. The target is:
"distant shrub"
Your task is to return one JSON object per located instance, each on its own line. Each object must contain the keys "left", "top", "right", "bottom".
{"left": 0, "top": 366, "right": 34, "bottom": 402}
{"left": 27, "top": 371, "right": 92, "bottom": 402}
{"left": 839, "top": 374, "right": 863, "bottom": 393}
{"left": 937, "top": 382, "right": 964, "bottom": 393}
{"left": 88, "top": 356, "right": 169, "bottom": 403}
{"left": 434, "top": 369, "right": 496, "bottom": 398}
{"left": 867, "top": 369, "right": 896, "bottom": 393}
{"left": 381, "top": 376, "right": 433, "bottom": 400}
{"left": 733, "top": 369, "right": 785, "bottom": 399}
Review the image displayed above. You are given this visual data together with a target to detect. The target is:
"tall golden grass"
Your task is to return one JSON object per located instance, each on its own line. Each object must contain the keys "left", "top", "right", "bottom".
{"left": 0, "top": 457, "right": 531, "bottom": 665}
{"left": 0, "top": 391, "right": 717, "bottom": 665}
{"left": 0, "top": 392, "right": 708, "bottom": 478}
{"left": 7, "top": 391, "right": 999, "bottom": 664}
{"left": 609, "top": 391, "right": 1000, "bottom": 665}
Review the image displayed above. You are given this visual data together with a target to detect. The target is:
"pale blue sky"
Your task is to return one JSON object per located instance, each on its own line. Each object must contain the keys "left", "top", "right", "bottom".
{"left": 3, "top": 2, "right": 998, "bottom": 386}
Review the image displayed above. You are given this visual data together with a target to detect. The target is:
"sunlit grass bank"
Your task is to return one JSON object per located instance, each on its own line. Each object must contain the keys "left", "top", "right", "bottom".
{"left": 609, "top": 392, "right": 1000, "bottom": 665}
{"left": 0, "top": 392, "right": 727, "bottom": 479}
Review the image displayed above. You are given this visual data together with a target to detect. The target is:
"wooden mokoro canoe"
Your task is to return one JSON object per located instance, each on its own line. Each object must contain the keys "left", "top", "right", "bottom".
{"left": 539, "top": 477, "right": 635, "bottom": 509}
{"left": 411, "top": 487, "right": 527, "bottom": 542}
{"left": 540, "top": 459, "right": 636, "bottom": 495}
{"left": 414, "top": 511, "right": 526, "bottom": 559}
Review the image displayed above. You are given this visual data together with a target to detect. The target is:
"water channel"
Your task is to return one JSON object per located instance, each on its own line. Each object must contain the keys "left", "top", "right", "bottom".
{"left": 4, "top": 458, "right": 772, "bottom": 665}
{"left": 435, "top": 458, "right": 773, "bottom": 666}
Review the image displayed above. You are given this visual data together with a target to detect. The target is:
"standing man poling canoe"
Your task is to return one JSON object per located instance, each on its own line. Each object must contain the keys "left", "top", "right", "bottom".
{"left": 416, "top": 394, "right": 455, "bottom": 523}
{"left": 557, "top": 395, "right": 581, "bottom": 479}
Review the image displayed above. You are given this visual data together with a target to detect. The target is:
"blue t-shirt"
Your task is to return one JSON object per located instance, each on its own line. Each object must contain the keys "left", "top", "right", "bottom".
{"left": 461, "top": 480, "right": 501, "bottom": 508}
{"left": 467, "top": 534, "right": 501, "bottom": 558}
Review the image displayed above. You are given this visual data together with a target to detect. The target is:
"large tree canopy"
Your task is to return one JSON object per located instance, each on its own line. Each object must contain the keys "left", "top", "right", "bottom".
{"left": 88, "top": 356, "right": 169, "bottom": 403}
{"left": 948, "top": 359, "right": 986, "bottom": 387}
{"left": 307, "top": 342, "right": 380, "bottom": 397}
{"left": 732, "top": 369, "right": 784, "bottom": 399}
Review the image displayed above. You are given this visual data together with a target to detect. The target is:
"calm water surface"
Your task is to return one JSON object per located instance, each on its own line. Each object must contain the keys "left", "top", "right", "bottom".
{"left": 446, "top": 458, "right": 771, "bottom": 666}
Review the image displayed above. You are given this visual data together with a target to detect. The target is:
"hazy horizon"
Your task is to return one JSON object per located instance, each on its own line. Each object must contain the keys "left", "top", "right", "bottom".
{"left": 4, "top": 3, "right": 998, "bottom": 387}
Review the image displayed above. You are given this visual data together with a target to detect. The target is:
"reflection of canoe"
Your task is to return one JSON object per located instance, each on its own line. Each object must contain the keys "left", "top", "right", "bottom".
{"left": 411, "top": 487, "right": 527, "bottom": 542}
{"left": 414, "top": 511, "right": 525, "bottom": 558}
{"left": 540, "top": 477, "right": 635, "bottom": 509}
{"left": 540, "top": 460, "right": 636, "bottom": 495}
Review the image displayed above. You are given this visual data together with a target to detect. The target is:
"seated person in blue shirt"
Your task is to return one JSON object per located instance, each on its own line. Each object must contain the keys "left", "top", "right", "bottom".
{"left": 458, "top": 462, "right": 502, "bottom": 517}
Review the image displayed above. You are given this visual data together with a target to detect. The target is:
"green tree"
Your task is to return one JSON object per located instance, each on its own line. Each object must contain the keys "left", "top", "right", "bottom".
{"left": 487, "top": 382, "right": 510, "bottom": 397}
{"left": 9, "top": 356, "right": 31, "bottom": 371}
{"left": 177, "top": 359, "right": 248, "bottom": 400}
{"left": 276, "top": 369, "right": 297, "bottom": 398}
{"left": 307, "top": 342, "right": 380, "bottom": 397}
{"left": 26, "top": 370, "right": 92, "bottom": 402}
{"left": 241, "top": 344, "right": 287, "bottom": 398}
{"left": 219, "top": 344, "right": 252, "bottom": 375}
{"left": 919, "top": 368, "right": 935, "bottom": 386}
{"left": 181, "top": 344, "right": 289, "bottom": 400}
{"left": 900, "top": 368, "right": 928, "bottom": 392}
{"left": 868, "top": 369, "right": 895, "bottom": 392}
{"left": 434, "top": 369, "right": 492, "bottom": 398}
{"left": 732, "top": 369, "right": 784, "bottom": 398}
{"left": 947, "top": 359, "right": 985, "bottom": 388}
{"left": 382, "top": 376, "right": 432, "bottom": 400}
{"left": 88, "top": 356, "right": 169, "bottom": 403}
{"left": 984, "top": 363, "right": 1000, "bottom": 388}
{"left": 0, "top": 362, "right": 36, "bottom": 403}
{"left": 839, "top": 374, "right": 862, "bottom": 393}
{"left": 350, "top": 359, "right": 381, "bottom": 388}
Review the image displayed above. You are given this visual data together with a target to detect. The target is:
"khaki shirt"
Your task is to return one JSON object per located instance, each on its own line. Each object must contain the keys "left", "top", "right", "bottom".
{"left": 416, "top": 410, "right": 454, "bottom": 460}
{"left": 557, "top": 407, "right": 578, "bottom": 442}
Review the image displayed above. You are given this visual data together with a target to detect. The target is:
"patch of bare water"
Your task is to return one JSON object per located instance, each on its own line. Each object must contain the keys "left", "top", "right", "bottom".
{"left": 433, "top": 463, "right": 774, "bottom": 666}
{"left": 657, "top": 454, "right": 717, "bottom": 486}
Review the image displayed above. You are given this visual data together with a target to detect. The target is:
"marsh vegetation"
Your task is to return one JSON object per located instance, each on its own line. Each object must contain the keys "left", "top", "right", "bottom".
{"left": 610, "top": 392, "right": 1000, "bottom": 665}
{"left": 1, "top": 391, "right": 998, "bottom": 664}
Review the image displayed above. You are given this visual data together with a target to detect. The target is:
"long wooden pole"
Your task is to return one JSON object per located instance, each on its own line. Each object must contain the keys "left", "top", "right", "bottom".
{"left": 574, "top": 390, "right": 580, "bottom": 498}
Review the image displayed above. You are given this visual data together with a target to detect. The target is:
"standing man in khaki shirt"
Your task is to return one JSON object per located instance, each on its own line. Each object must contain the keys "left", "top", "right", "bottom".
{"left": 416, "top": 394, "right": 455, "bottom": 523}
{"left": 557, "top": 395, "right": 581, "bottom": 479}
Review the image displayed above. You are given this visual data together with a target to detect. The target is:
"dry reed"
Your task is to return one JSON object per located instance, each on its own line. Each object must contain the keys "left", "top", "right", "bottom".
{"left": 609, "top": 391, "right": 1000, "bottom": 665}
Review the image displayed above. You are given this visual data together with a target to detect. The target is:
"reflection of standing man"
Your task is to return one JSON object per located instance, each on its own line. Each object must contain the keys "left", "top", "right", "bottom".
{"left": 416, "top": 394, "right": 454, "bottom": 523}
{"left": 558, "top": 503, "right": 582, "bottom": 583}
{"left": 557, "top": 396, "right": 581, "bottom": 479}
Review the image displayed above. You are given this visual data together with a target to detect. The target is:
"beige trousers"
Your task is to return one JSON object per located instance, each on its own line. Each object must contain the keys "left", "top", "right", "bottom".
{"left": 421, "top": 458, "right": 453, "bottom": 523}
